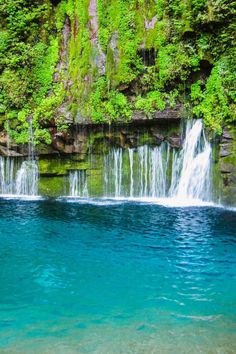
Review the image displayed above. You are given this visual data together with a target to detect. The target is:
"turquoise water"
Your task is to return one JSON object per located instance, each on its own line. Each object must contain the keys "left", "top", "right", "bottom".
{"left": 0, "top": 199, "right": 235, "bottom": 353}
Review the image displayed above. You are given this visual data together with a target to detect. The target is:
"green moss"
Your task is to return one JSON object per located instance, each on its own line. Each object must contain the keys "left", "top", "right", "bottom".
{"left": 0, "top": 0, "right": 235, "bottom": 139}
{"left": 39, "top": 176, "right": 66, "bottom": 197}
{"left": 86, "top": 77, "right": 132, "bottom": 123}
{"left": 39, "top": 156, "right": 89, "bottom": 176}
{"left": 191, "top": 55, "right": 236, "bottom": 134}
{"left": 87, "top": 170, "right": 104, "bottom": 196}
{"left": 135, "top": 90, "right": 166, "bottom": 114}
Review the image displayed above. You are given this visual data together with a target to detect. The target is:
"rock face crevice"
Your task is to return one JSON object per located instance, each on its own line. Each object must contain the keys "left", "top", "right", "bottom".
{"left": 89, "top": 0, "right": 106, "bottom": 75}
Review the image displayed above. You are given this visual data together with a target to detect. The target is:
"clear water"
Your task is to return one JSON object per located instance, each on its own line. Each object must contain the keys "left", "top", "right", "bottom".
{"left": 0, "top": 199, "right": 235, "bottom": 353}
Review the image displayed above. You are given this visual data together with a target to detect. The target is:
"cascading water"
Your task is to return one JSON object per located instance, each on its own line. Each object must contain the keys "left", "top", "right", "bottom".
{"left": 0, "top": 120, "right": 39, "bottom": 197}
{"left": 69, "top": 170, "right": 88, "bottom": 197}
{"left": 0, "top": 119, "right": 213, "bottom": 202}
{"left": 129, "top": 148, "right": 134, "bottom": 197}
{"left": 103, "top": 143, "right": 171, "bottom": 199}
{"left": 0, "top": 157, "right": 14, "bottom": 194}
{"left": 15, "top": 161, "right": 38, "bottom": 196}
{"left": 171, "top": 120, "right": 211, "bottom": 201}
{"left": 66, "top": 119, "right": 212, "bottom": 203}
{"left": 101, "top": 120, "right": 212, "bottom": 202}
{"left": 14, "top": 121, "right": 39, "bottom": 196}
{"left": 0, "top": 157, "right": 39, "bottom": 196}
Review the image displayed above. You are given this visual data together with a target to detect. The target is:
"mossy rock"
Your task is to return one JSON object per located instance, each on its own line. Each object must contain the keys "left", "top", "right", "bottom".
{"left": 38, "top": 156, "right": 89, "bottom": 176}
{"left": 217, "top": 124, "right": 236, "bottom": 204}
{"left": 87, "top": 173, "right": 104, "bottom": 196}
{"left": 39, "top": 176, "right": 67, "bottom": 197}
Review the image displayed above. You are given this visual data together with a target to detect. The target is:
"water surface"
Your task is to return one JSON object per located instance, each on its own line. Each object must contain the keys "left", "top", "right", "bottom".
{"left": 0, "top": 199, "right": 235, "bottom": 353}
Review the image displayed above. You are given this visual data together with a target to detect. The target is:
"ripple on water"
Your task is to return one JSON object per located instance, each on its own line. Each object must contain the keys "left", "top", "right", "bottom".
{"left": 0, "top": 199, "right": 235, "bottom": 353}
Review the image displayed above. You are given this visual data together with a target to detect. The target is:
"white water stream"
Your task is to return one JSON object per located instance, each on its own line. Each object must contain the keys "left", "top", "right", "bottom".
{"left": 69, "top": 120, "right": 212, "bottom": 204}
{"left": 0, "top": 119, "right": 212, "bottom": 203}
{"left": 0, "top": 121, "right": 39, "bottom": 197}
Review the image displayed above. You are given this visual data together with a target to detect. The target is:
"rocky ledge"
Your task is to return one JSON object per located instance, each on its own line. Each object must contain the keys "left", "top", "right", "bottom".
{"left": 0, "top": 107, "right": 183, "bottom": 157}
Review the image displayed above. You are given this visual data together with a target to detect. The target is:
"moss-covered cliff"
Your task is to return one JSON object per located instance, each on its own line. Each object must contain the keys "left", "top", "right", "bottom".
{"left": 0, "top": 0, "right": 235, "bottom": 144}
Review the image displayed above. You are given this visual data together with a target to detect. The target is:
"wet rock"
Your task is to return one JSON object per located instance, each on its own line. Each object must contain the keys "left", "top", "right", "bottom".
{"left": 222, "top": 129, "right": 232, "bottom": 142}
{"left": 222, "top": 174, "right": 235, "bottom": 187}
{"left": 56, "top": 103, "right": 73, "bottom": 124}
{"left": 55, "top": 16, "right": 71, "bottom": 84}
{"left": 109, "top": 31, "right": 119, "bottom": 67}
{"left": 220, "top": 149, "right": 231, "bottom": 158}
{"left": 94, "top": 45, "right": 106, "bottom": 76}
{"left": 120, "top": 133, "right": 126, "bottom": 148}
{"left": 144, "top": 15, "right": 157, "bottom": 30}
{"left": 138, "top": 48, "right": 156, "bottom": 66}
{"left": 168, "top": 135, "right": 181, "bottom": 148}
{"left": 219, "top": 147, "right": 231, "bottom": 158}
{"left": 0, "top": 133, "right": 8, "bottom": 146}
{"left": 17, "top": 145, "right": 30, "bottom": 156}
{"left": 37, "top": 144, "right": 58, "bottom": 155}
{"left": 73, "top": 140, "right": 87, "bottom": 154}
{"left": 126, "top": 135, "right": 138, "bottom": 147}
{"left": 0, "top": 145, "right": 22, "bottom": 157}
{"left": 120, "top": 129, "right": 128, "bottom": 136}
{"left": 52, "top": 138, "right": 65, "bottom": 152}
{"left": 153, "top": 104, "right": 184, "bottom": 120}
{"left": 220, "top": 162, "right": 234, "bottom": 174}
{"left": 63, "top": 145, "right": 73, "bottom": 154}
{"left": 89, "top": 0, "right": 106, "bottom": 75}
{"left": 152, "top": 133, "right": 164, "bottom": 145}
{"left": 132, "top": 110, "right": 146, "bottom": 121}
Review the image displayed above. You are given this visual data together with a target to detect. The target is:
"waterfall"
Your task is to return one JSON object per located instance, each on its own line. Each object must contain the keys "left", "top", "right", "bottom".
{"left": 101, "top": 120, "right": 212, "bottom": 202}
{"left": 171, "top": 120, "right": 211, "bottom": 200}
{"left": 0, "top": 157, "right": 38, "bottom": 197}
{"left": 69, "top": 170, "right": 88, "bottom": 197}
{"left": 0, "top": 119, "right": 211, "bottom": 202}
{"left": 129, "top": 148, "right": 134, "bottom": 197}
{"left": 16, "top": 161, "right": 38, "bottom": 196}
{"left": 114, "top": 149, "right": 123, "bottom": 198}
{"left": 0, "top": 157, "right": 15, "bottom": 194}
{"left": 0, "top": 120, "right": 39, "bottom": 197}
{"left": 16, "top": 121, "right": 39, "bottom": 196}
{"left": 149, "top": 144, "right": 170, "bottom": 198}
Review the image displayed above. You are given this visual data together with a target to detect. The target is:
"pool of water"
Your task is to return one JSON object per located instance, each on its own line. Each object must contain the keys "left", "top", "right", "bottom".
{"left": 0, "top": 199, "right": 235, "bottom": 353}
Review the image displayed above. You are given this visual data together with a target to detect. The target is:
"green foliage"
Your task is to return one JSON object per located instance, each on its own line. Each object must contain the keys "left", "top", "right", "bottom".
{"left": 104, "top": 91, "right": 132, "bottom": 122}
{"left": 88, "top": 77, "right": 132, "bottom": 123}
{"left": 190, "top": 81, "right": 204, "bottom": 104}
{"left": 0, "top": 0, "right": 60, "bottom": 144}
{"left": 33, "top": 83, "right": 64, "bottom": 125}
{"left": 135, "top": 91, "right": 166, "bottom": 114}
{"left": 32, "top": 38, "right": 59, "bottom": 103}
{"left": 0, "top": 0, "right": 235, "bottom": 143}
{"left": 191, "top": 56, "right": 236, "bottom": 133}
